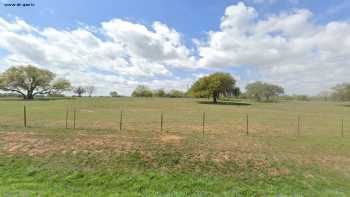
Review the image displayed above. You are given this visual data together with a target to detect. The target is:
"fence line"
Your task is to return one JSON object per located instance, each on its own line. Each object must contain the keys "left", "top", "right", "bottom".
{"left": 12, "top": 106, "right": 347, "bottom": 138}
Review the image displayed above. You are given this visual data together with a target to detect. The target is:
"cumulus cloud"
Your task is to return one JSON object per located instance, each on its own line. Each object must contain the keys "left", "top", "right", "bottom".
{"left": 198, "top": 2, "right": 350, "bottom": 94}
{"left": 0, "top": 17, "right": 196, "bottom": 95}
{"left": 101, "top": 19, "right": 196, "bottom": 68}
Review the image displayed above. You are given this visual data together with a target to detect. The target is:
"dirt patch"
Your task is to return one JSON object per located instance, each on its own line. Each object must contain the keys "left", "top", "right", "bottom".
{"left": 79, "top": 109, "right": 94, "bottom": 113}
{"left": 159, "top": 134, "right": 183, "bottom": 144}
{"left": 0, "top": 132, "right": 55, "bottom": 156}
{"left": 0, "top": 132, "right": 147, "bottom": 156}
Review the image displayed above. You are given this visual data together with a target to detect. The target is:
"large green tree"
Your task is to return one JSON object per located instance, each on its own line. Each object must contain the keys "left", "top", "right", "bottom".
{"left": 189, "top": 72, "right": 236, "bottom": 103}
{"left": 0, "top": 65, "right": 71, "bottom": 99}
{"left": 246, "top": 81, "right": 284, "bottom": 102}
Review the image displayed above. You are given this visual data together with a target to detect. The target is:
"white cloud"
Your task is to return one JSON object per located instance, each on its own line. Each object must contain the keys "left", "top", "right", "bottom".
{"left": 0, "top": 17, "right": 196, "bottom": 95}
{"left": 0, "top": 17, "right": 36, "bottom": 32}
{"left": 198, "top": 2, "right": 350, "bottom": 95}
{"left": 101, "top": 19, "right": 196, "bottom": 68}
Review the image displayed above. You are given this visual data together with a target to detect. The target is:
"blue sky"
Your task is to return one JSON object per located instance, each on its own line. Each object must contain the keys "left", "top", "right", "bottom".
{"left": 1, "top": 0, "right": 350, "bottom": 95}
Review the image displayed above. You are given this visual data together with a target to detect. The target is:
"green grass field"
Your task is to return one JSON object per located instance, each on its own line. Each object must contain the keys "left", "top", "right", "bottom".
{"left": 0, "top": 97, "right": 350, "bottom": 196}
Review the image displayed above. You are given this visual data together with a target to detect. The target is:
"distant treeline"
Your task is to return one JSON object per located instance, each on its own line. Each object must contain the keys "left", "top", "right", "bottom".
{"left": 131, "top": 85, "right": 187, "bottom": 98}
{"left": 2, "top": 65, "right": 350, "bottom": 102}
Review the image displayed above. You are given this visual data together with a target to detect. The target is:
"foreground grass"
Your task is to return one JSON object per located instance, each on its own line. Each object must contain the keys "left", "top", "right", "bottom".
{"left": 0, "top": 150, "right": 349, "bottom": 197}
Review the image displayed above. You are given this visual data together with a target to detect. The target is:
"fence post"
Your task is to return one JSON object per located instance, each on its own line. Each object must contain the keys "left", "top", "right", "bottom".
{"left": 73, "top": 109, "right": 76, "bottom": 129}
{"left": 341, "top": 119, "right": 344, "bottom": 137}
{"left": 297, "top": 116, "right": 301, "bottom": 136}
{"left": 202, "top": 112, "right": 205, "bottom": 136}
{"left": 65, "top": 108, "right": 69, "bottom": 129}
{"left": 246, "top": 114, "right": 249, "bottom": 136}
{"left": 23, "top": 105, "right": 27, "bottom": 128}
{"left": 160, "top": 112, "right": 163, "bottom": 132}
{"left": 119, "top": 111, "right": 123, "bottom": 131}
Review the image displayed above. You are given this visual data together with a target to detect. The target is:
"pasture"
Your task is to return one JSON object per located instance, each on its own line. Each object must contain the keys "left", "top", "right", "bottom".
{"left": 0, "top": 97, "right": 350, "bottom": 196}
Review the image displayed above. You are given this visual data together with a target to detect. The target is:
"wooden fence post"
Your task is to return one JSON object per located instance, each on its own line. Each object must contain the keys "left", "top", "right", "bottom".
{"left": 65, "top": 108, "right": 69, "bottom": 129}
{"left": 341, "top": 119, "right": 344, "bottom": 137}
{"left": 202, "top": 112, "right": 205, "bottom": 136}
{"left": 73, "top": 109, "right": 76, "bottom": 129}
{"left": 160, "top": 112, "right": 163, "bottom": 132}
{"left": 23, "top": 105, "right": 27, "bottom": 128}
{"left": 297, "top": 116, "right": 301, "bottom": 136}
{"left": 246, "top": 114, "right": 249, "bottom": 136}
{"left": 119, "top": 111, "right": 123, "bottom": 131}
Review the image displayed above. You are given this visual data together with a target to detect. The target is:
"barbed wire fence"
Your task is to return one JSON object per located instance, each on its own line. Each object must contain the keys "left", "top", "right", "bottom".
{"left": 11, "top": 105, "right": 347, "bottom": 138}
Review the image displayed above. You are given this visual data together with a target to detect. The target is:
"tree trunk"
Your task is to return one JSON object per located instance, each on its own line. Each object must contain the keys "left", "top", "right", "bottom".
{"left": 213, "top": 92, "right": 218, "bottom": 104}
{"left": 26, "top": 91, "right": 34, "bottom": 100}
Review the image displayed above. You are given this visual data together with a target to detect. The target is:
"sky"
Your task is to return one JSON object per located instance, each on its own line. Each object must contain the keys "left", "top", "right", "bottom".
{"left": 0, "top": 0, "right": 350, "bottom": 96}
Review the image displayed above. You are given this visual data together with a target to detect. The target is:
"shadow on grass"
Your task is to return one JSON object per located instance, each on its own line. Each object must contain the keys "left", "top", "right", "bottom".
{"left": 0, "top": 97, "right": 76, "bottom": 101}
{"left": 197, "top": 100, "right": 251, "bottom": 106}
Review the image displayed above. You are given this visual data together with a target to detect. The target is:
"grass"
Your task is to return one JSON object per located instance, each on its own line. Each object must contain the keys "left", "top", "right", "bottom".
{"left": 0, "top": 97, "right": 350, "bottom": 196}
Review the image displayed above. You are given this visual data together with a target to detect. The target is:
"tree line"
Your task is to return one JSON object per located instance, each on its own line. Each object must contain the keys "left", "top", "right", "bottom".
{"left": 1, "top": 65, "right": 349, "bottom": 103}
{"left": 131, "top": 85, "right": 186, "bottom": 98}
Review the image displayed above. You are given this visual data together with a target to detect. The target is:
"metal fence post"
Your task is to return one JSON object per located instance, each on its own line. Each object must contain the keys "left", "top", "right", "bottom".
{"left": 119, "top": 111, "right": 123, "bottom": 131}
{"left": 160, "top": 112, "right": 163, "bottom": 132}
{"left": 202, "top": 112, "right": 205, "bottom": 136}
{"left": 246, "top": 114, "right": 249, "bottom": 136}
{"left": 65, "top": 108, "right": 69, "bottom": 129}
{"left": 297, "top": 116, "right": 301, "bottom": 136}
{"left": 23, "top": 105, "right": 27, "bottom": 128}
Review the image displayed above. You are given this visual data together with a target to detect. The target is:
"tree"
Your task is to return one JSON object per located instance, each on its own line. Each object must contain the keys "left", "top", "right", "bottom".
{"left": 154, "top": 89, "right": 166, "bottom": 97}
{"left": 86, "top": 85, "right": 96, "bottom": 97}
{"left": 331, "top": 83, "right": 350, "bottom": 101}
{"left": 232, "top": 87, "right": 241, "bottom": 97}
{"left": 189, "top": 72, "right": 236, "bottom": 103}
{"left": 110, "top": 91, "right": 119, "bottom": 97}
{"left": 74, "top": 86, "right": 86, "bottom": 97}
{"left": 246, "top": 81, "right": 284, "bottom": 102}
{"left": 225, "top": 87, "right": 241, "bottom": 97}
{"left": 167, "top": 89, "right": 185, "bottom": 98}
{"left": 131, "top": 85, "right": 153, "bottom": 97}
{"left": 0, "top": 65, "right": 71, "bottom": 99}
